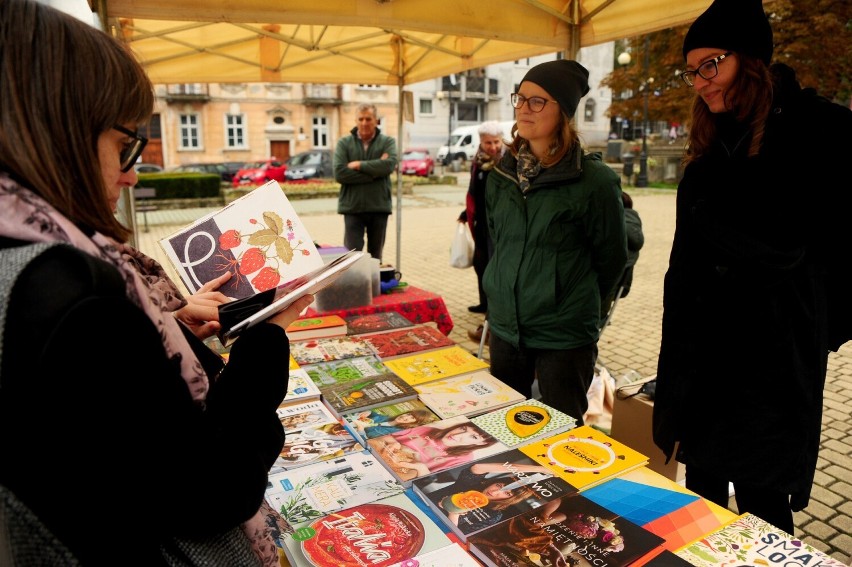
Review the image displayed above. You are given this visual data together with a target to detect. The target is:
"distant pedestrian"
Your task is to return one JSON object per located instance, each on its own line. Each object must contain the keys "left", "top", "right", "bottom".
{"left": 668, "top": 125, "right": 678, "bottom": 144}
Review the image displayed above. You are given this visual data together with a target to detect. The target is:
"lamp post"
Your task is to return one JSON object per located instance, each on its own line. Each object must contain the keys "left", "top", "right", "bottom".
{"left": 444, "top": 74, "right": 457, "bottom": 168}
{"left": 636, "top": 35, "right": 650, "bottom": 188}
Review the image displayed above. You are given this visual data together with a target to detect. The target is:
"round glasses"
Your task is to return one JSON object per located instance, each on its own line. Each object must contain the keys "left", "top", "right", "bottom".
{"left": 680, "top": 52, "right": 732, "bottom": 87}
{"left": 510, "top": 93, "right": 558, "bottom": 113}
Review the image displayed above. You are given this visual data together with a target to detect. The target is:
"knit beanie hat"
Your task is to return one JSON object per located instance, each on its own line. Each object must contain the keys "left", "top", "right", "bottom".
{"left": 519, "top": 60, "right": 590, "bottom": 118}
{"left": 682, "top": 0, "right": 773, "bottom": 64}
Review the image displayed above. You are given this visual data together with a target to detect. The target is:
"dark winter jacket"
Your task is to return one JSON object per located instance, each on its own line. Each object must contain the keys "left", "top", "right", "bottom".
{"left": 653, "top": 64, "right": 852, "bottom": 510}
{"left": 483, "top": 149, "right": 627, "bottom": 349}
{"left": 334, "top": 126, "right": 398, "bottom": 215}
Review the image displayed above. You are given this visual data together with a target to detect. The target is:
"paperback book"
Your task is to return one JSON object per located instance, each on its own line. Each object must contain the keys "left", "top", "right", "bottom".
{"left": 674, "top": 512, "right": 848, "bottom": 567}
{"left": 269, "top": 421, "right": 364, "bottom": 475}
{"left": 285, "top": 314, "right": 348, "bottom": 341}
{"left": 280, "top": 367, "right": 322, "bottom": 407}
{"left": 289, "top": 335, "right": 374, "bottom": 366}
{"left": 410, "top": 448, "right": 579, "bottom": 543}
{"left": 466, "top": 491, "right": 666, "bottom": 567}
{"left": 518, "top": 424, "right": 649, "bottom": 491}
{"left": 365, "top": 414, "right": 510, "bottom": 488}
{"left": 414, "top": 370, "right": 526, "bottom": 419}
{"left": 345, "top": 311, "right": 414, "bottom": 336}
{"left": 341, "top": 399, "right": 441, "bottom": 444}
{"left": 320, "top": 373, "right": 420, "bottom": 420}
{"left": 382, "top": 345, "right": 490, "bottom": 387}
{"left": 300, "top": 354, "right": 391, "bottom": 389}
{"left": 470, "top": 398, "right": 578, "bottom": 448}
{"left": 404, "top": 542, "right": 482, "bottom": 567}
{"left": 275, "top": 399, "right": 339, "bottom": 434}
{"left": 361, "top": 324, "right": 455, "bottom": 360}
{"left": 278, "top": 491, "right": 454, "bottom": 567}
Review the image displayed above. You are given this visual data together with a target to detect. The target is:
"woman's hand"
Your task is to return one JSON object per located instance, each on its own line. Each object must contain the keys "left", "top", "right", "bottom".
{"left": 267, "top": 294, "right": 315, "bottom": 331}
{"left": 174, "top": 272, "right": 233, "bottom": 339}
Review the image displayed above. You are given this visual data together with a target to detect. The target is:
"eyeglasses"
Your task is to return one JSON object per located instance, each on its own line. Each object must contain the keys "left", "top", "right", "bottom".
{"left": 113, "top": 124, "right": 148, "bottom": 172}
{"left": 510, "top": 93, "right": 558, "bottom": 113}
{"left": 679, "top": 52, "right": 732, "bottom": 87}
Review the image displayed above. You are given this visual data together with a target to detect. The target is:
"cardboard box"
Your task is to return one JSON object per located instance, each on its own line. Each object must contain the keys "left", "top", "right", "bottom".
{"left": 610, "top": 379, "right": 685, "bottom": 484}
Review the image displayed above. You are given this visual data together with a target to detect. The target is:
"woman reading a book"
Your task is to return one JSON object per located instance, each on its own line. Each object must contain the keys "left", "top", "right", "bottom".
{"left": 0, "top": 1, "right": 314, "bottom": 564}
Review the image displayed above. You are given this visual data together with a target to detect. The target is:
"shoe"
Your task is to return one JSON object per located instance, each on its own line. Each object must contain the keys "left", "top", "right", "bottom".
{"left": 467, "top": 304, "right": 487, "bottom": 314}
{"left": 468, "top": 325, "right": 484, "bottom": 342}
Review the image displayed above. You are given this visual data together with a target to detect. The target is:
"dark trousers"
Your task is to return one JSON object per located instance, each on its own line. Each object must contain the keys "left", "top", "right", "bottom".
{"left": 685, "top": 463, "right": 795, "bottom": 534}
{"left": 488, "top": 333, "right": 597, "bottom": 425}
{"left": 471, "top": 223, "right": 491, "bottom": 308}
{"left": 343, "top": 213, "right": 389, "bottom": 262}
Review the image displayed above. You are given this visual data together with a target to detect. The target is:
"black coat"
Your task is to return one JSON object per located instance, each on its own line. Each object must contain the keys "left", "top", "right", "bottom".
{"left": 653, "top": 66, "right": 852, "bottom": 510}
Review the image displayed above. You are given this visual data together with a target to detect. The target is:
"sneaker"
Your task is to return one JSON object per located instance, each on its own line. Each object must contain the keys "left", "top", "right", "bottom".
{"left": 468, "top": 325, "right": 484, "bottom": 342}
{"left": 467, "top": 304, "right": 487, "bottom": 314}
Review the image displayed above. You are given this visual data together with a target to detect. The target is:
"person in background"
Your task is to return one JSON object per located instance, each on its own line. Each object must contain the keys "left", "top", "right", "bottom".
{"left": 0, "top": 1, "right": 314, "bottom": 564}
{"left": 653, "top": 0, "right": 852, "bottom": 535}
{"left": 618, "top": 191, "right": 644, "bottom": 298}
{"left": 484, "top": 59, "right": 627, "bottom": 424}
{"left": 334, "top": 103, "right": 398, "bottom": 262}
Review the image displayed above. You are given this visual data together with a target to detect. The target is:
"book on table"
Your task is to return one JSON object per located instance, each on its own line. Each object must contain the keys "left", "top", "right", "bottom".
{"left": 466, "top": 490, "right": 666, "bottom": 567}
{"left": 300, "top": 354, "right": 392, "bottom": 390}
{"left": 518, "top": 424, "right": 649, "bottom": 491}
{"left": 344, "top": 311, "right": 415, "bottom": 336}
{"left": 269, "top": 421, "right": 364, "bottom": 475}
{"left": 279, "top": 367, "right": 322, "bottom": 407}
{"left": 364, "top": 414, "right": 510, "bottom": 488}
{"left": 410, "top": 447, "right": 579, "bottom": 543}
{"left": 285, "top": 314, "right": 348, "bottom": 341}
{"left": 414, "top": 370, "right": 526, "bottom": 419}
{"left": 340, "top": 398, "right": 441, "bottom": 445}
{"left": 320, "top": 373, "right": 420, "bottom": 420}
{"left": 289, "top": 335, "right": 375, "bottom": 366}
{"left": 275, "top": 399, "right": 340, "bottom": 434}
{"left": 470, "top": 397, "right": 578, "bottom": 448}
{"left": 360, "top": 324, "right": 455, "bottom": 360}
{"left": 381, "top": 345, "right": 490, "bottom": 387}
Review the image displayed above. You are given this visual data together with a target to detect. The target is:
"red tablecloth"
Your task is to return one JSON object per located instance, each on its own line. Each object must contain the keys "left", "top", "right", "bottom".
{"left": 304, "top": 284, "right": 454, "bottom": 335}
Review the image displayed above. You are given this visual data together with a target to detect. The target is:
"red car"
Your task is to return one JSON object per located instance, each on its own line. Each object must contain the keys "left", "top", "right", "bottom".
{"left": 399, "top": 148, "right": 435, "bottom": 177}
{"left": 232, "top": 158, "right": 288, "bottom": 187}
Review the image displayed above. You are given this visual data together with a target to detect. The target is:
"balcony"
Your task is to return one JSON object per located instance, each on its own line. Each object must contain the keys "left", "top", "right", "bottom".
{"left": 303, "top": 84, "right": 342, "bottom": 106}
{"left": 164, "top": 84, "right": 211, "bottom": 103}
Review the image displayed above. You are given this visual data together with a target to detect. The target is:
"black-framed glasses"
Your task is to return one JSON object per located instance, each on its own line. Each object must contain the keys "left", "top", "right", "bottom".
{"left": 510, "top": 93, "right": 558, "bottom": 113}
{"left": 113, "top": 124, "right": 148, "bottom": 172}
{"left": 679, "top": 52, "right": 732, "bottom": 87}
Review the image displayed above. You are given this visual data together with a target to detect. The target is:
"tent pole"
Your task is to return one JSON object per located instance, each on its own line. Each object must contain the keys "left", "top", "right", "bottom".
{"left": 395, "top": 86, "right": 404, "bottom": 271}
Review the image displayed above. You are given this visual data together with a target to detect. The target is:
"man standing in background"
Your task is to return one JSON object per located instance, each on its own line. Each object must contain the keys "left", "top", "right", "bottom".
{"left": 334, "top": 103, "right": 398, "bottom": 262}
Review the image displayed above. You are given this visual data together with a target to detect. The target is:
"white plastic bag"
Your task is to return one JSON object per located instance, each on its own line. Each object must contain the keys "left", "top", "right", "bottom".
{"left": 449, "top": 222, "right": 474, "bottom": 269}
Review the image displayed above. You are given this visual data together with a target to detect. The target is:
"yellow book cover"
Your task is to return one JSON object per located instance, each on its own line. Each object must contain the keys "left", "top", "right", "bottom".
{"left": 381, "top": 345, "right": 489, "bottom": 387}
{"left": 518, "top": 424, "right": 649, "bottom": 491}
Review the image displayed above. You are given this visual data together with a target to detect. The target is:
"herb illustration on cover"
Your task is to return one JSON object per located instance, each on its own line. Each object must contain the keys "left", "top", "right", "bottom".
{"left": 159, "top": 180, "right": 321, "bottom": 298}
{"left": 289, "top": 336, "right": 374, "bottom": 366}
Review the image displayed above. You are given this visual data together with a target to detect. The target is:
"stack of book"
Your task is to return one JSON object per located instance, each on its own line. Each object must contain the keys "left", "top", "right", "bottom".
{"left": 285, "top": 314, "right": 348, "bottom": 341}
{"left": 360, "top": 324, "right": 455, "bottom": 360}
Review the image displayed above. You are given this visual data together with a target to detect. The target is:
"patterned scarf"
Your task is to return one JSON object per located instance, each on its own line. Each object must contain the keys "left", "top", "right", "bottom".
{"left": 515, "top": 142, "right": 543, "bottom": 194}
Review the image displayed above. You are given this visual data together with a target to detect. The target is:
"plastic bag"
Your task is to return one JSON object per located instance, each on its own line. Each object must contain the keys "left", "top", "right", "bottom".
{"left": 449, "top": 222, "right": 474, "bottom": 269}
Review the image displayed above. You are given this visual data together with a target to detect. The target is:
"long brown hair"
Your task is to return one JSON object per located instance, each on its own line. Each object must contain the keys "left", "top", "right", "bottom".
{"left": 0, "top": 0, "right": 154, "bottom": 242}
{"left": 507, "top": 111, "right": 580, "bottom": 168}
{"left": 683, "top": 53, "right": 772, "bottom": 165}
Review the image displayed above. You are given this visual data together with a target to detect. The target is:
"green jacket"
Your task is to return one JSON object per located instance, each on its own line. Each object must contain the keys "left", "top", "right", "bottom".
{"left": 334, "top": 127, "right": 398, "bottom": 214}
{"left": 483, "top": 149, "right": 626, "bottom": 349}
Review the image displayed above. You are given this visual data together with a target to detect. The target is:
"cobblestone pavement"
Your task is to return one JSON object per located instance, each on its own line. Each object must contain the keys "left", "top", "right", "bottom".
{"left": 135, "top": 177, "right": 852, "bottom": 561}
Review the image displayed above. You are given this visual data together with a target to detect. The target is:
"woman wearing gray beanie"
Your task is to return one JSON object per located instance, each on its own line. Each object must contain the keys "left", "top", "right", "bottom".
{"left": 653, "top": 0, "right": 852, "bottom": 535}
{"left": 483, "top": 59, "right": 627, "bottom": 425}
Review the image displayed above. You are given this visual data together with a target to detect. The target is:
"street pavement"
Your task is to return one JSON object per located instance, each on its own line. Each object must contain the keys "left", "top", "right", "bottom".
{"left": 134, "top": 172, "right": 852, "bottom": 561}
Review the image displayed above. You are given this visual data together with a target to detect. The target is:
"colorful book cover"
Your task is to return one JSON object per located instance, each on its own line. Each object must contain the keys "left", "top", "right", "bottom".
{"left": 414, "top": 371, "right": 526, "bottom": 419}
{"left": 345, "top": 311, "right": 415, "bottom": 336}
{"left": 301, "top": 354, "right": 391, "bottom": 389}
{"left": 467, "top": 491, "right": 666, "bottom": 567}
{"left": 382, "top": 345, "right": 490, "bottom": 387}
{"left": 674, "top": 512, "right": 848, "bottom": 567}
{"left": 405, "top": 541, "right": 482, "bottom": 566}
{"left": 582, "top": 466, "right": 737, "bottom": 554}
{"left": 518, "top": 424, "right": 649, "bottom": 491}
{"left": 269, "top": 421, "right": 364, "bottom": 475}
{"left": 361, "top": 324, "right": 455, "bottom": 360}
{"left": 471, "top": 398, "right": 578, "bottom": 447}
{"left": 286, "top": 314, "right": 348, "bottom": 341}
{"left": 265, "top": 450, "right": 404, "bottom": 529}
{"left": 289, "top": 335, "right": 374, "bottom": 366}
{"left": 341, "top": 399, "right": 441, "bottom": 444}
{"left": 411, "top": 448, "right": 579, "bottom": 543}
{"left": 365, "top": 414, "right": 509, "bottom": 488}
{"left": 281, "top": 367, "right": 322, "bottom": 406}
{"left": 275, "top": 399, "right": 339, "bottom": 433}
{"left": 320, "top": 373, "right": 420, "bottom": 420}
{"left": 159, "top": 180, "right": 322, "bottom": 298}
{"left": 279, "top": 492, "right": 453, "bottom": 567}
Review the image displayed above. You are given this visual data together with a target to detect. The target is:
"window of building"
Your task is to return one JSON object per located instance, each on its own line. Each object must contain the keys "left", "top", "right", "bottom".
{"left": 179, "top": 114, "right": 201, "bottom": 150}
{"left": 419, "top": 98, "right": 433, "bottom": 115}
{"left": 312, "top": 116, "right": 330, "bottom": 148}
{"left": 225, "top": 114, "right": 246, "bottom": 148}
{"left": 584, "top": 99, "right": 596, "bottom": 123}
{"left": 457, "top": 101, "right": 481, "bottom": 122}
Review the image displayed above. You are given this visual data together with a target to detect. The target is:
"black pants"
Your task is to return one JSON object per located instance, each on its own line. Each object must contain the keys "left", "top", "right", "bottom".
{"left": 343, "top": 213, "right": 389, "bottom": 262}
{"left": 685, "top": 463, "right": 795, "bottom": 534}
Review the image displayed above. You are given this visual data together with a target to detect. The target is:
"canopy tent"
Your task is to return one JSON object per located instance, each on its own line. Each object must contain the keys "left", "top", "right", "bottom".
{"left": 98, "top": 0, "right": 713, "bottom": 269}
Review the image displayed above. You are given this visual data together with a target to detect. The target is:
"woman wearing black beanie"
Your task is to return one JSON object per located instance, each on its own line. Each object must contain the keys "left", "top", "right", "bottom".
{"left": 653, "top": 0, "right": 852, "bottom": 535}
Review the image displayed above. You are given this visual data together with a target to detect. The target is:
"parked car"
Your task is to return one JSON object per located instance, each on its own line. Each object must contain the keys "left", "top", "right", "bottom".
{"left": 232, "top": 158, "right": 288, "bottom": 187}
{"left": 284, "top": 149, "right": 333, "bottom": 180}
{"left": 224, "top": 161, "right": 245, "bottom": 180}
{"left": 399, "top": 148, "right": 435, "bottom": 177}
{"left": 171, "top": 162, "right": 233, "bottom": 182}
{"left": 134, "top": 163, "right": 163, "bottom": 174}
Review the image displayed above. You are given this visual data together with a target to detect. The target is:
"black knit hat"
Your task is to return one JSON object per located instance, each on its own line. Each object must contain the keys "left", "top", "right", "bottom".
{"left": 683, "top": 0, "right": 773, "bottom": 64}
{"left": 519, "top": 60, "right": 590, "bottom": 118}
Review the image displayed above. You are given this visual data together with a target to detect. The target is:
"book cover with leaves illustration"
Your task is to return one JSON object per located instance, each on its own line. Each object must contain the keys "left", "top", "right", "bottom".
{"left": 518, "top": 424, "right": 649, "bottom": 491}
{"left": 285, "top": 314, "right": 348, "bottom": 341}
{"left": 415, "top": 371, "right": 525, "bottom": 419}
{"left": 300, "top": 354, "right": 391, "bottom": 390}
{"left": 159, "top": 180, "right": 322, "bottom": 298}
{"left": 382, "top": 345, "right": 490, "bottom": 387}
{"left": 361, "top": 324, "right": 455, "bottom": 360}
{"left": 470, "top": 398, "right": 578, "bottom": 448}
{"left": 345, "top": 311, "right": 415, "bottom": 336}
{"left": 289, "top": 336, "right": 374, "bottom": 366}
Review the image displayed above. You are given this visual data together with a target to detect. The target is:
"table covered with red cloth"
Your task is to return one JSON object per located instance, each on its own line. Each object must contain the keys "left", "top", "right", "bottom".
{"left": 304, "top": 284, "right": 454, "bottom": 335}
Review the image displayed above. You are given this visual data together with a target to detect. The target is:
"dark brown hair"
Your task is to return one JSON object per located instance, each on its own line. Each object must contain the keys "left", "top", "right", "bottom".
{"left": 0, "top": 0, "right": 154, "bottom": 241}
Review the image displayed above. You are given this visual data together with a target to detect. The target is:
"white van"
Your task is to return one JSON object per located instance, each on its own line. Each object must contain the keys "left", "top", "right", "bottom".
{"left": 436, "top": 120, "right": 514, "bottom": 165}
